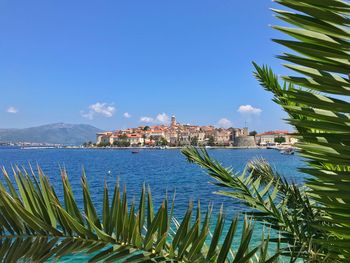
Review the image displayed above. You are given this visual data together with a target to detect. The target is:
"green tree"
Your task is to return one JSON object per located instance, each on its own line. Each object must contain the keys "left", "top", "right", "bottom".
{"left": 114, "top": 140, "right": 130, "bottom": 147}
{"left": 97, "top": 142, "right": 110, "bottom": 147}
{"left": 274, "top": 136, "right": 285, "bottom": 144}
{"left": 112, "top": 134, "right": 130, "bottom": 147}
{"left": 249, "top": 131, "right": 257, "bottom": 137}
{"left": 157, "top": 136, "right": 168, "bottom": 146}
{"left": 207, "top": 136, "right": 215, "bottom": 146}
{"left": 83, "top": 141, "right": 93, "bottom": 147}
{"left": 190, "top": 136, "right": 198, "bottom": 146}
{"left": 120, "top": 134, "right": 128, "bottom": 140}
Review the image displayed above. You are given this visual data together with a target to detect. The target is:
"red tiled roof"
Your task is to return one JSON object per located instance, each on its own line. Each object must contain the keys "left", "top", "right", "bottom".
{"left": 126, "top": 134, "right": 142, "bottom": 138}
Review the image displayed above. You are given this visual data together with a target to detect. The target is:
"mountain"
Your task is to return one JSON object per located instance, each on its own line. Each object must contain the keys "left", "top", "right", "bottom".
{"left": 0, "top": 123, "right": 102, "bottom": 145}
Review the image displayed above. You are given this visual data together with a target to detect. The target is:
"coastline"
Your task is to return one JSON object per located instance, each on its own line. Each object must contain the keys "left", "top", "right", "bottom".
{"left": 66, "top": 146, "right": 274, "bottom": 150}
{"left": 3, "top": 145, "right": 297, "bottom": 151}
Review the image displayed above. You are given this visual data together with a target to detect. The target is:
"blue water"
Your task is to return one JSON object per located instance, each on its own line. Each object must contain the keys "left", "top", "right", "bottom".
{"left": 0, "top": 148, "right": 306, "bottom": 261}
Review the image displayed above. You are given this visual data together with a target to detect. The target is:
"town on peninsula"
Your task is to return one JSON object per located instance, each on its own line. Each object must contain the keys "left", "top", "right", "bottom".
{"left": 95, "top": 115, "right": 297, "bottom": 148}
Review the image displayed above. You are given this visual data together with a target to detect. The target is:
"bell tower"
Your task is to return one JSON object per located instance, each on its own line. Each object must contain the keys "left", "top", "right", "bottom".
{"left": 171, "top": 115, "right": 176, "bottom": 127}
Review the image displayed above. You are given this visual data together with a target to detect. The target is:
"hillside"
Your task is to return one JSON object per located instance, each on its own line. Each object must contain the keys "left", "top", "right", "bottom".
{"left": 0, "top": 123, "right": 102, "bottom": 145}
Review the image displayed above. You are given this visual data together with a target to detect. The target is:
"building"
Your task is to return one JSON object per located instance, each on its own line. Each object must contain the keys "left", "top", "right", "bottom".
{"left": 96, "top": 132, "right": 113, "bottom": 145}
{"left": 214, "top": 129, "right": 231, "bottom": 146}
{"left": 171, "top": 115, "right": 177, "bottom": 127}
{"left": 125, "top": 134, "right": 144, "bottom": 146}
{"left": 145, "top": 129, "right": 166, "bottom": 140}
{"left": 95, "top": 115, "right": 255, "bottom": 147}
{"left": 178, "top": 131, "right": 191, "bottom": 146}
{"left": 255, "top": 130, "right": 296, "bottom": 146}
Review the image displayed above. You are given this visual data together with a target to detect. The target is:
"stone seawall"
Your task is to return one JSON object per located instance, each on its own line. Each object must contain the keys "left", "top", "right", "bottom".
{"left": 233, "top": 136, "right": 256, "bottom": 147}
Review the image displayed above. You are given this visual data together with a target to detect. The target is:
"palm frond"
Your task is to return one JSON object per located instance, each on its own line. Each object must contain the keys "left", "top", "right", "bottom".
{"left": 181, "top": 147, "right": 328, "bottom": 261}
{"left": 0, "top": 166, "right": 277, "bottom": 262}
{"left": 253, "top": 0, "right": 350, "bottom": 258}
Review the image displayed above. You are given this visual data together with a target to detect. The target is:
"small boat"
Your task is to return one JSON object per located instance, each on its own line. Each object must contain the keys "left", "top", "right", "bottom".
{"left": 131, "top": 150, "right": 140, "bottom": 154}
{"left": 280, "top": 148, "right": 295, "bottom": 155}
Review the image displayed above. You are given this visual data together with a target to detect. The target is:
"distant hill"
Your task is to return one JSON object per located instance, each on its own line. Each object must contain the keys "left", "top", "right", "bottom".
{"left": 0, "top": 123, "right": 102, "bottom": 145}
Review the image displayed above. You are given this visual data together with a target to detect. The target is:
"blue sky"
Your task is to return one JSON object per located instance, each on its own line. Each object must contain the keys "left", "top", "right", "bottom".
{"left": 0, "top": 0, "right": 292, "bottom": 132}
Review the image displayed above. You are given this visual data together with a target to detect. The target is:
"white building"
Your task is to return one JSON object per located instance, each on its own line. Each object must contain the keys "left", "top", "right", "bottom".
{"left": 96, "top": 132, "right": 113, "bottom": 145}
{"left": 255, "top": 131, "right": 297, "bottom": 146}
{"left": 126, "top": 134, "right": 144, "bottom": 146}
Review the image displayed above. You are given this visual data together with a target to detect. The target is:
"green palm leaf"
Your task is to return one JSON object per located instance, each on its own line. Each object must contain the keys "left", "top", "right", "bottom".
{"left": 250, "top": 0, "right": 350, "bottom": 260}
{"left": 182, "top": 147, "right": 326, "bottom": 261}
{"left": 0, "top": 166, "right": 277, "bottom": 262}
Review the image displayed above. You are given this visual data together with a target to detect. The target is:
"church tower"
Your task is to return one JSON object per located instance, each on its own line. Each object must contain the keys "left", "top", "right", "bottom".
{"left": 171, "top": 115, "right": 176, "bottom": 127}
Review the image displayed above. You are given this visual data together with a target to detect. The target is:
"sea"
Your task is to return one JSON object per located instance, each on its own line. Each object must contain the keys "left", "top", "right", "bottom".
{"left": 0, "top": 147, "right": 306, "bottom": 262}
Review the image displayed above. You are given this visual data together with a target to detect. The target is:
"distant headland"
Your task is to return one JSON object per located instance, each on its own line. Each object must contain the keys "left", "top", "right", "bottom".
{"left": 0, "top": 123, "right": 101, "bottom": 146}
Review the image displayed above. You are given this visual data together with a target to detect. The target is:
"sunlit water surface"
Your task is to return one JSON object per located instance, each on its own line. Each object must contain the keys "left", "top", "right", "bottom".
{"left": 0, "top": 148, "right": 306, "bottom": 262}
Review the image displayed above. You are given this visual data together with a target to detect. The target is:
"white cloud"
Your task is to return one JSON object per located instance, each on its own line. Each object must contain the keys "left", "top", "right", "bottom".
{"left": 140, "top": 116, "right": 154, "bottom": 123}
{"left": 237, "top": 105, "right": 262, "bottom": 115}
{"left": 6, "top": 106, "right": 18, "bottom": 114}
{"left": 123, "top": 112, "right": 131, "bottom": 118}
{"left": 140, "top": 113, "right": 170, "bottom": 124}
{"left": 218, "top": 118, "right": 232, "bottom": 128}
{"left": 155, "top": 113, "right": 169, "bottom": 124}
{"left": 81, "top": 102, "right": 116, "bottom": 120}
